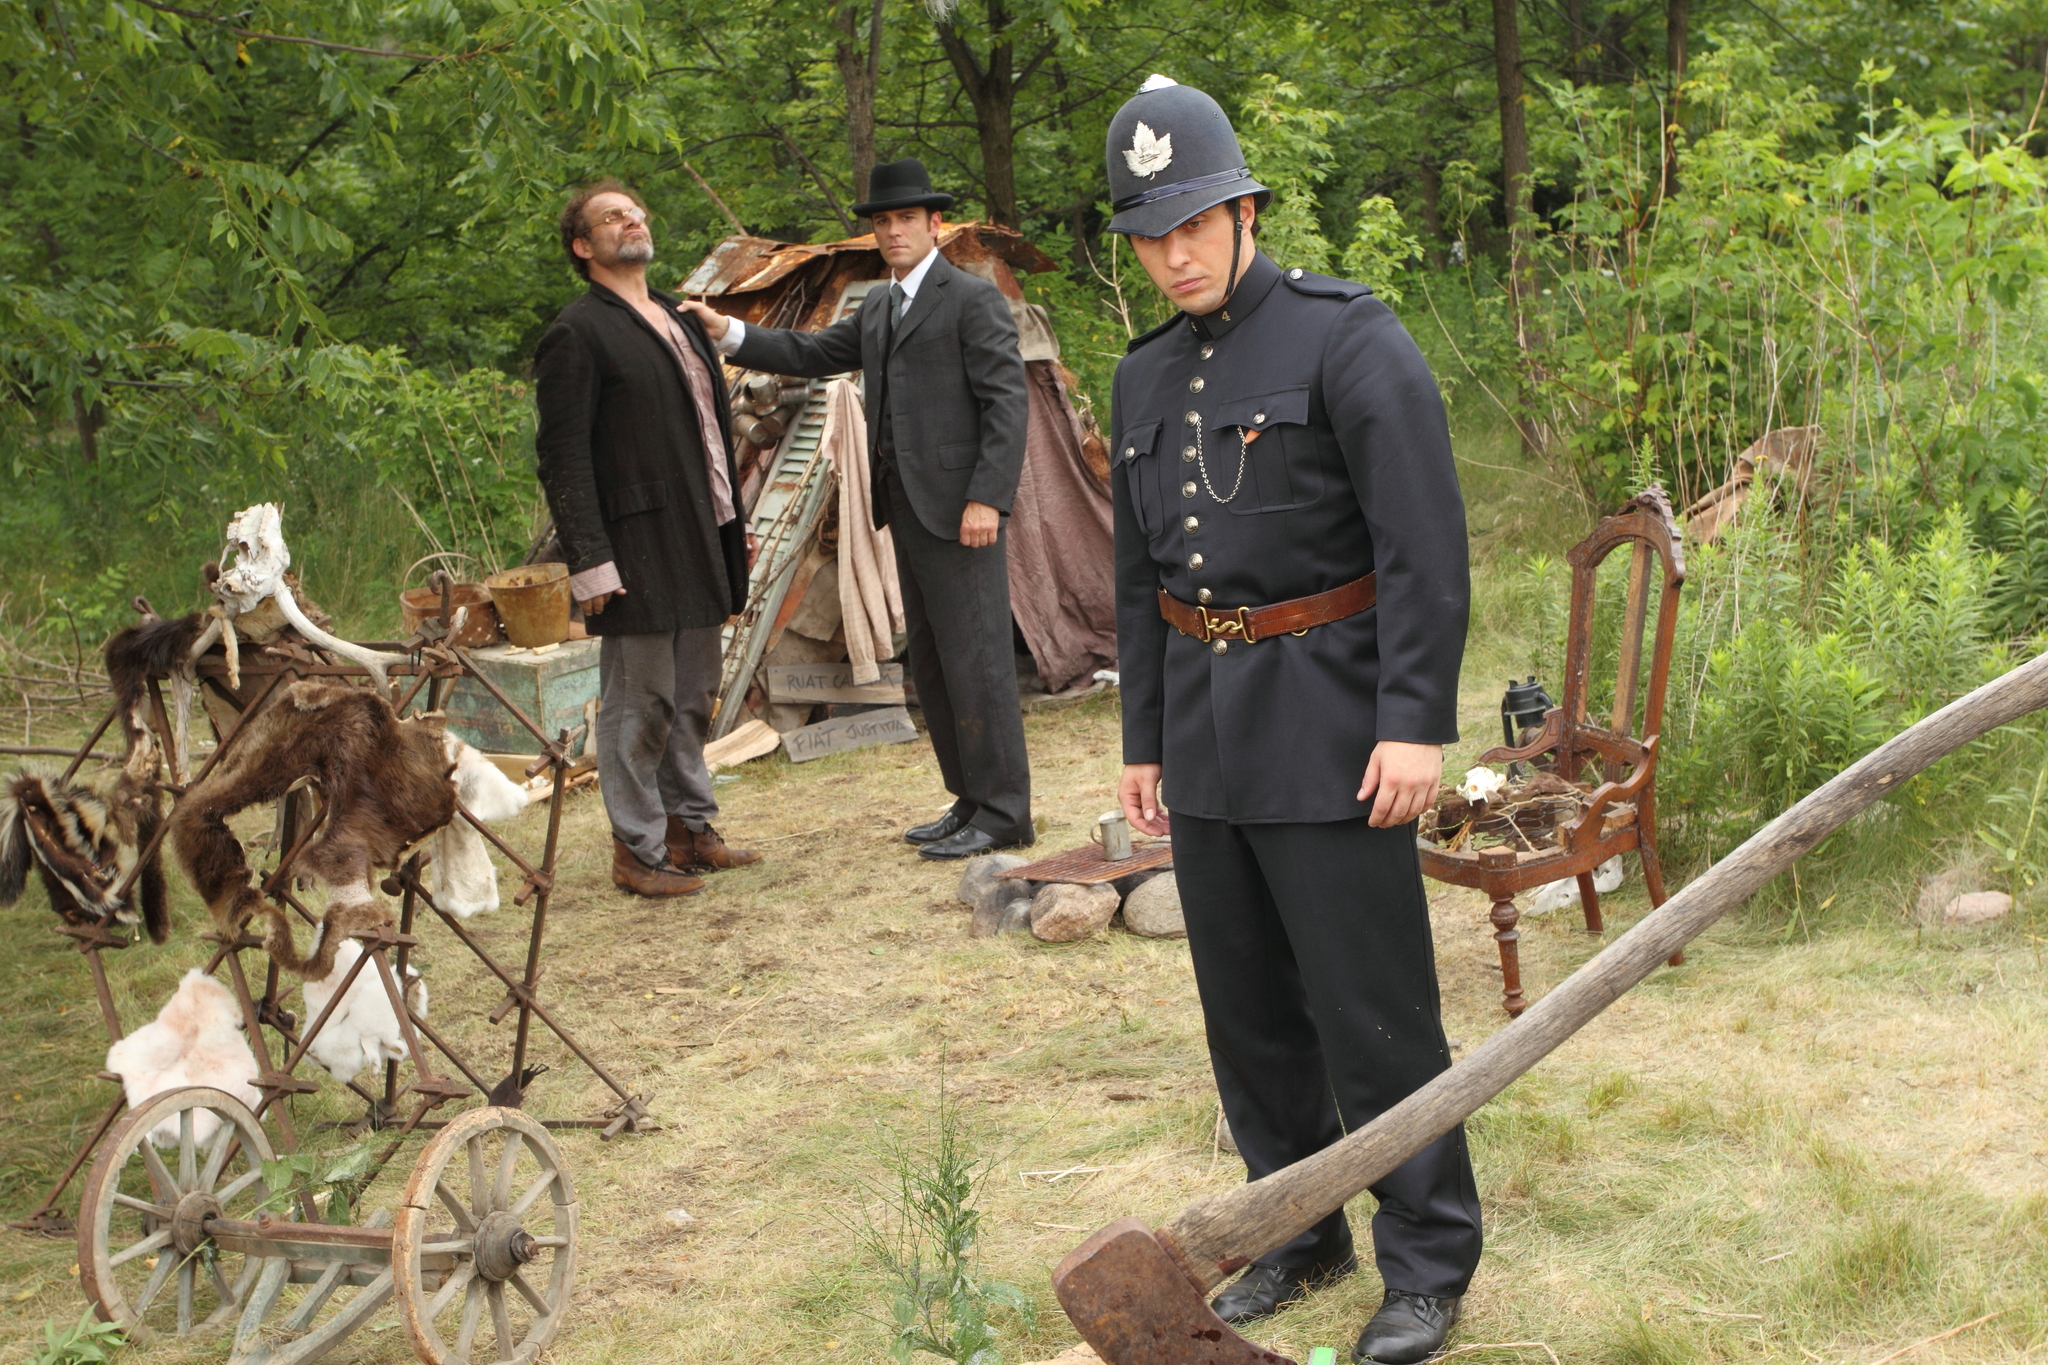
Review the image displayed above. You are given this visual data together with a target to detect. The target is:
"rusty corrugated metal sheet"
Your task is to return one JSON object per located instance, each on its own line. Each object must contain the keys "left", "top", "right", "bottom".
{"left": 682, "top": 222, "right": 1054, "bottom": 301}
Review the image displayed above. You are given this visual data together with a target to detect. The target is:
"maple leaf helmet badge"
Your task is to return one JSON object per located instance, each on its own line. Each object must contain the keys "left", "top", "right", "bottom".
{"left": 1124, "top": 121, "right": 1173, "bottom": 179}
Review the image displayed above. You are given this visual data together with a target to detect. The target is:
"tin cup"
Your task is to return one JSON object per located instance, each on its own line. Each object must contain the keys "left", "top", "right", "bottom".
{"left": 1092, "top": 809, "right": 1134, "bottom": 861}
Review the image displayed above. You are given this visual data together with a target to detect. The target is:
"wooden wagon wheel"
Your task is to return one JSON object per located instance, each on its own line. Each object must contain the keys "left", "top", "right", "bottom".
{"left": 393, "top": 1106, "right": 579, "bottom": 1365}
{"left": 77, "top": 1086, "right": 276, "bottom": 1343}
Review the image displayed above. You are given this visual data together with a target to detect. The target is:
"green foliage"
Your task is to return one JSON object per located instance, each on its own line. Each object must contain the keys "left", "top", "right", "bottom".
{"left": 1338, "top": 197, "right": 1422, "bottom": 302}
{"left": 31, "top": 1313, "right": 125, "bottom": 1365}
{"left": 850, "top": 1086, "right": 1035, "bottom": 1365}
{"left": 1236, "top": 78, "right": 1338, "bottom": 276}
{"left": 260, "top": 1140, "right": 380, "bottom": 1224}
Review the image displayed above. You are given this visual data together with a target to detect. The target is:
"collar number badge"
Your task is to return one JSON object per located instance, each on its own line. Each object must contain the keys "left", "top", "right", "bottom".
{"left": 1124, "top": 121, "right": 1173, "bottom": 178}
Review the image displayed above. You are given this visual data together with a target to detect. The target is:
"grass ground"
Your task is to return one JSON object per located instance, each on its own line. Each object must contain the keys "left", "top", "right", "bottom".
{"left": 2, "top": 431, "right": 2045, "bottom": 1364}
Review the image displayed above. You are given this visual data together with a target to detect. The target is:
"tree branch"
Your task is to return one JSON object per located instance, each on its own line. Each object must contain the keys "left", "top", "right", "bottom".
{"left": 767, "top": 123, "right": 854, "bottom": 235}
{"left": 126, "top": 0, "right": 463, "bottom": 62}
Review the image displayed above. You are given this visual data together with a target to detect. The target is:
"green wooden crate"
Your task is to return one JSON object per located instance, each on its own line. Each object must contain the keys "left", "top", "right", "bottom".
{"left": 442, "top": 639, "right": 601, "bottom": 758}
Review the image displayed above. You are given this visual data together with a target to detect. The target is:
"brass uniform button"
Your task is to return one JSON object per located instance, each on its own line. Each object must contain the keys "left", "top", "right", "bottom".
{"left": 1189, "top": 376, "right": 1205, "bottom": 393}
{"left": 1185, "top": 410, "right": 1201, "bottom": 426}
{"left": 1253, "top": 411, "right": 1266, "bottom": 424}
{"left": 1182, "top": 445, "right": 1196, "bottom": 461}
{"left": 1184, "top": 516, "right": 1200, "bottom": 532}
{"left": 1200, "top": 343, "right": 1215, "bottom": 360}
{"left": 1123, "top": 446, "right": 1135, "bottom": 458}
{"left": 1182, "top": 480, "right": 1197, "bottom": 498}
{"left": 1212, "top": 639, "right": 1229, "bottom": 655}
{"left": 1197, "top": 588, "right": 1213, "bottom": 603}
{"left": 1188, "top": 554, "right": 1204, "bottom": 570}
{"left": 1289, "top": 268, "right": 1303, "bottom": 279}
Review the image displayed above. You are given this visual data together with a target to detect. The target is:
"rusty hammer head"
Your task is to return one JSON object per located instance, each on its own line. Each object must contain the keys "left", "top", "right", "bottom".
{"left": 1053, "top": 1218, "right": 1296, "bottom": 1365}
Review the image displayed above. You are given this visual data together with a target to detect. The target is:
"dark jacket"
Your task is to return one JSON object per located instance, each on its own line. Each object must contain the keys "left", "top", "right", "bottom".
{"left": 533, "top": 281, "right": 750, "bottom": 635}
{"left": 731, "top": 252, "right": 1027, "bottom": 540}
{"left": 1111, "top": 252, "right": 1470, "bottom": 823}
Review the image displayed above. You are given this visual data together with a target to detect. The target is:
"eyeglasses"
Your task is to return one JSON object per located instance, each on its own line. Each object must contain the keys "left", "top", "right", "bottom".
{"left": 589, "top": 205, "right": 648, "bottom": 230}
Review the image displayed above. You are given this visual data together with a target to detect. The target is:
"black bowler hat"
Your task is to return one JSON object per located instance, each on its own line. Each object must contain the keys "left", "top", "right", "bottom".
{"left": 852, "top": 158, "right": 955, "bottom": 218}
{"left": 1104, "top": 75, "right": 1269, "bottom": 237}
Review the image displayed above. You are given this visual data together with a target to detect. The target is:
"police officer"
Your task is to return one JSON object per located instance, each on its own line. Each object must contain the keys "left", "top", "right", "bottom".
{"left": 1104, "top": 77, "right": 1481, "bottom": 1364}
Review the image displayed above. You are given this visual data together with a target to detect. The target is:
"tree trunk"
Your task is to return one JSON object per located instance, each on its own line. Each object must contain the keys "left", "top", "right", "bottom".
{"left": 75, "top": 394, "right": 101, "bottom": 465}
{"left": 1492, "top": 0, "right": 1543, "bottom": 455}
{"left": 1663, "top": 0, "right": 1689, "bottom": 197}
{"left": 1565, "top": 0, "right": 1591, "bottom": 85}
{"left": 1416, "top": 158, "right": 1446, "bottom": 268}
{"left": 935, "top": 1, "right": 1020, "bottom": 227}
{"left": 833, "top": 0, "right": 884, "bottom": 213}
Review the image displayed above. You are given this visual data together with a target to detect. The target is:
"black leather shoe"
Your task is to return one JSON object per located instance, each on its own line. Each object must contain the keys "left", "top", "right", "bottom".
{"left": 916, "top": 825, "right": 1031, "bottom": 860}
{"left": 904, "top": 808, "right": 972, "bottom": 845}
{"left": 1353, "top": 1290, "right": 1461, "bottom": 1363}
{"left": 1208, "top": 1255, "right": 1357, "bottom": 1325}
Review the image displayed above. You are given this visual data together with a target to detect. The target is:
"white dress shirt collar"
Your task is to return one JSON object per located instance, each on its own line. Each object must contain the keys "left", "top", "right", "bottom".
{"left": 894, "top": 245, "right": 941, "bottom": 301}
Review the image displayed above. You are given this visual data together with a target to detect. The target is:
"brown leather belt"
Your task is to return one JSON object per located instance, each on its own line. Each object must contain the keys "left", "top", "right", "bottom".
{"left": 1157, "top": 573, "right": 1376, "bottom": 645}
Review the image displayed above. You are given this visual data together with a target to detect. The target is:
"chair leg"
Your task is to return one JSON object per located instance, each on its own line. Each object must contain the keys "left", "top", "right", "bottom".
{"left": 1490, "top": 894, "right": 1526, "bottom": 1017}
{"left": 1577, "top": 872, "right": 1603, "bottom": 933}
{"left": 1638, "top": 842, "right": 1683, "bottom": 967}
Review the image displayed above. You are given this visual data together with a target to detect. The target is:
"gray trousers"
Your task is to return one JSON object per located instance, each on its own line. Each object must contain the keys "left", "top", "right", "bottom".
{"left": 883, "top": 467, "right": 1033, "bottom": 843}
{"left": 596, "top": 628, "right": 723, "bottom": 867}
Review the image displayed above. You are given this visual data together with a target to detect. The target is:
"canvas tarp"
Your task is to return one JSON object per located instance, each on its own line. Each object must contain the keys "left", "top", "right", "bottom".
{"left": 1008, "top": 361, "right": 1116, "bottom": 692}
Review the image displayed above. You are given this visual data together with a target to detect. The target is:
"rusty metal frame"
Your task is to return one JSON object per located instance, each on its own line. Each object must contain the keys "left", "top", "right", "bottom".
{"left": 12, "top": 619, "right": 649, "bottom": 1236}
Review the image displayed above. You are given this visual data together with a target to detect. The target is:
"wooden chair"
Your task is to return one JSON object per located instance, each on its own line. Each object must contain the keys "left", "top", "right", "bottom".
{"left": 1420, "top": 487, "right": 1687, "bottom": 1016}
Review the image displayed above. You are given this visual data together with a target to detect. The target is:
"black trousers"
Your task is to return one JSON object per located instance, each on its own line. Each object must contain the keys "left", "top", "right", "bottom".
{"left": 1174, "top": 812, "right": 1483, "bottom": 1297}
{"left": 881, "top": 465, "right": 1032, "bottom": 843}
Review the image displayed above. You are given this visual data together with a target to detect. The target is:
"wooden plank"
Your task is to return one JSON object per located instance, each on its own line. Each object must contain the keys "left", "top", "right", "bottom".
{"left": 704, "top": 718, "right": 782, "bottom": 770}
{"left": 768, "top": 660, "right": 905, "bottom": 705}
{"left": 1605, "top": 541, "right": 1655, "bottom": 782}
{"left": 998, "top": 840, "right": 1173, "bottom": 885}
{"left": 780, "top": 706, "right": 918, "bottom": 762}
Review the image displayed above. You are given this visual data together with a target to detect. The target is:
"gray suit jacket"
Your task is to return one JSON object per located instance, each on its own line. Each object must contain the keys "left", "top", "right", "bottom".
{"left": 731, "top": 252, "right": 1028, "bottom": 540}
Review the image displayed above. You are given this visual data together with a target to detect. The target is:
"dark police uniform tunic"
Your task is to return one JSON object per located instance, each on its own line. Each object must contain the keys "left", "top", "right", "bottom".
{"left": 1112, "top": 248, "right": 1484, "bottom": 1294}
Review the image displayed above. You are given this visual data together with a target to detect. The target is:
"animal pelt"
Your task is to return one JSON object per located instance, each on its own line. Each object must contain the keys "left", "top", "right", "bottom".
{"left": 0, "top": 769, "right": 169, "bottom": 942}
{"left": 105, "top": 969, "right": 260, "bottom": 1148}
{"left": 430, "top": 738, "right": 532, "bottom": 919}
{"left": 103, "top": 611, "right": 209, "bottom": 778}
{"left": 170, "top": 680, "right": 457, "bottom": 979}
{"left": 300, "top": 939, "right": 429, "bottom": 1084}
{"left": 1526, "top": 855, "right": 1626, "bottom": 917}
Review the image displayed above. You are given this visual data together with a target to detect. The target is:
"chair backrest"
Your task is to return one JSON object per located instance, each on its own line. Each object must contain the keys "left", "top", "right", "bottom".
{"left": 1553, "top": 487, "right": 1686, "bottom": 786}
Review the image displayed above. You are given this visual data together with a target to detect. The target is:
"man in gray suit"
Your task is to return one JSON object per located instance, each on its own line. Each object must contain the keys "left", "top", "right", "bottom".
{"left": 680, "top": 160, "right": 1033, "bottom": 859}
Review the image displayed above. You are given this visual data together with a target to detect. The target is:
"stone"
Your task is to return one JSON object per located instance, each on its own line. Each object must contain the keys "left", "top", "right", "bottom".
{"left": 1944, "top": 891, "right": 2013, "bottom": 926}
{"left": 1111, "top": 867, "right": 1165, "bottom": 899}
{"left": 662, "top": 1207, "right": 700, "bottom": 1229}
{"left": 1916, "top": 860, "right": 1986, "bottom": 924}
{"left": 1121, "top": 872, "right": 1186, "bottom": 938}
{"left": 1214, "top": 1111, "right": 1238, "bottom": 1155}
{"left": 970, "top": 896, "right": 1034, "bottom": 938}
{"left": 957, "top": 853, "right": 1029, "bottom": 908}
{"left": 1030, "top": 882, "right": 1121, "bottom": 942}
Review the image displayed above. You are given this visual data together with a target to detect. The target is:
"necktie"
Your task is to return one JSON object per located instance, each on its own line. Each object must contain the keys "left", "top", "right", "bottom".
{"left": 887, "top": 281, "right": 905, "bottom": 348}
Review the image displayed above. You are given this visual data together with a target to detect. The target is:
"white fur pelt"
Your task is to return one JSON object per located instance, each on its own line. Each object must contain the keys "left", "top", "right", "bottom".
{"left": 105, "top": 969, "right": 260, "bottom": 1148}
{"left": 429, "top": 737, "right": 530, "bottom": 919}
{"left": 1525, "top": 856, "right": 1625, "bottom": 917}
{"left": 300, "top": 938, "right": 429, "bottom": 1084}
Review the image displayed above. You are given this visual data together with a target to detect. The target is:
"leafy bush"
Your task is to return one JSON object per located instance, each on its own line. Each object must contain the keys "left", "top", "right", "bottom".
{"left": 31, "top": 1313, "right": 124, "bottom": 1365}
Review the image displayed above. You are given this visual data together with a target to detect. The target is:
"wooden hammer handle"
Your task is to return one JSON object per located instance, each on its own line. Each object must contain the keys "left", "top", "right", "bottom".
{"left": 1160, "top": 648, "right": 2048, "bottom": 1287}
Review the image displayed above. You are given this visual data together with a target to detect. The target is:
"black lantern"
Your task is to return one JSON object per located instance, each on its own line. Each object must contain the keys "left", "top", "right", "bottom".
{"left": 1500, "top": 676, "right": 1555, "bottom": 776}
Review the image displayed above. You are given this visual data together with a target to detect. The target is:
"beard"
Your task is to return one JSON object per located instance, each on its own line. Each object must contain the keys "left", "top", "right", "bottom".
{"left": 606, "top": 238, "right": 654, "bottom": 267}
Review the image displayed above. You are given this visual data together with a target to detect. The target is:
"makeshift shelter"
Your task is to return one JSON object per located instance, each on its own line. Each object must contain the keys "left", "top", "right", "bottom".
{"left": 683, "top": 223, "right": 1117, "bottom": 739}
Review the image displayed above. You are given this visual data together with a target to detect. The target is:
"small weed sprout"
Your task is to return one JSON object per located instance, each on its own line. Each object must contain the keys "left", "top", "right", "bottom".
{"left": 32, "top": 1313, "right": 125, "bottom": 1365}
{"left": 848, "top": 1081, "right": 1036, "bottom": 1364}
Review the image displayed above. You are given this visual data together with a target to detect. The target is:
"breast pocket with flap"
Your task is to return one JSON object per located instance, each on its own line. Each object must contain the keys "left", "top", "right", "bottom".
{"left": 604, "top": 479, "right": 671, "bottom": 520}
{"left": 1210, "top": 386, "right": 1320, "bottom": 514}
{"left": 1115, "top": 420, "right": 1164, "bottom": 536}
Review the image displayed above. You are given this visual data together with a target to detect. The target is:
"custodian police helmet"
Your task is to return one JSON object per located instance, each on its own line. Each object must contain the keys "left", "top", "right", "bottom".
{"left": 1104, "top": 75, "right": 1269, "bottom": 238}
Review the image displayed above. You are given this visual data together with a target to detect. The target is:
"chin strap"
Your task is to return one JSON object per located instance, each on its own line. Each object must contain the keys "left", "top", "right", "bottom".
{"left": 1219, "top": 196, "right": 1246, "bottom": 317}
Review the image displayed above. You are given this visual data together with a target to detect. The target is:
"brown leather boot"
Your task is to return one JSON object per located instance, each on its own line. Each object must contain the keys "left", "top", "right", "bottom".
{"left": 665, "top": 816, "right": 764, "bottom": 871}
{"left": 611, "top": 839, "right": 705, "bottom": 897}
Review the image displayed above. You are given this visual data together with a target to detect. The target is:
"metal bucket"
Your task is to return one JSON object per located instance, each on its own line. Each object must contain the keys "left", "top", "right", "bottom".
{"left": 399, "top": 581, "right": 500, "bottom": 647}
{"left": 485, "top": 563, "right": 572, "bottom": 648}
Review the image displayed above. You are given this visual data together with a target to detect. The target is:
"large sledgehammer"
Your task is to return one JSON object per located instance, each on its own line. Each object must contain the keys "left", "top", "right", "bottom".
{"left": 1054, "top": 649, "right": 2048, "bottom": 1365}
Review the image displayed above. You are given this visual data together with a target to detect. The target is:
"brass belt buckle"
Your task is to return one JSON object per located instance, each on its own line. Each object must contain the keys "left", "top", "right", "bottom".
{"left": 1197, "top": 605, "right": 1257, "bottom": 644}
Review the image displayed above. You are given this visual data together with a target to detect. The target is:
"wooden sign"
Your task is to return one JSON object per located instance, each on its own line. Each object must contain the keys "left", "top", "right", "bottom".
{"left": 767, "top": 660, "right": 905, "bottom": 705}
{"left": 781, "top": 706, "right": 919, "bottom": 763}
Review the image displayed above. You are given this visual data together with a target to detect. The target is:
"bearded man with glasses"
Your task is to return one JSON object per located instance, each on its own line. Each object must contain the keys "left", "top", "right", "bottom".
{"left": 533, "top": 179, "right": 762, "bottom": 898}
